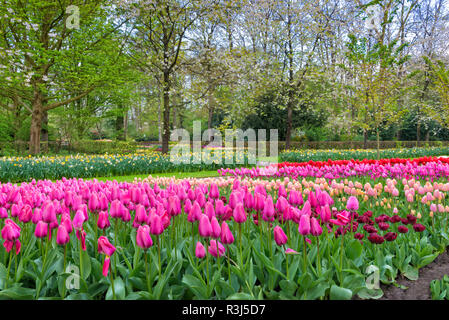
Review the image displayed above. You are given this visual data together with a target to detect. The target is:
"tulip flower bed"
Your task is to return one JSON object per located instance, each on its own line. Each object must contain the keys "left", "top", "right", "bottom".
{"left": 0, "top": 168, "right": 448, "bottom": 300}
{"left": 280, "top": 147, "right": 449, "bottom": 163}
{"left": 218, "top": 156, "right": 449, "bottom": 180}
{"left": 0, "top": 151, "right": 250, "bottom": 183}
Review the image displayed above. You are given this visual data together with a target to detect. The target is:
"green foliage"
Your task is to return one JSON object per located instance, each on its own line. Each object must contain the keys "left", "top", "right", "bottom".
{"left": 241, "top": 89, "right": 328, "bottom": 141}
{"left": 70, "top": 140, "right": 139, "bottom": 154}
{"left": 0, "top": 150, "right": 251, "bottom": 182}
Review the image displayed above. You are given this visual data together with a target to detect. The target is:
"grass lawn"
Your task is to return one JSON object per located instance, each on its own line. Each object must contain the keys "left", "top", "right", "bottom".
{"left": 94, "top": 170, "right": 220, "bottom": 183}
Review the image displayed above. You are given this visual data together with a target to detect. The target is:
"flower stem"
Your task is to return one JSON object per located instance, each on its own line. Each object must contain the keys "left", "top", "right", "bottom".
{"left": 302, "top": 236, "right": 307, "bottom": 274}
{"left": 157, "top": 236, "right": 161, "bottom": 280}
{"left": 144, "top": 250, "right": 152, "bottom": 293}
{"left": 339, "top": 234, "right": 344, "bottom": 285}
{"left": 61, "top": 245, "right": 67, "bottom": 299}
{"left": 205, "top": 241, "right": 210, "bottom": 295}
{"left": 110, "top": 260, "right": 116, "bottom": 300}
{"left": 5, "top": 250, "right": 12, "bottom": 289}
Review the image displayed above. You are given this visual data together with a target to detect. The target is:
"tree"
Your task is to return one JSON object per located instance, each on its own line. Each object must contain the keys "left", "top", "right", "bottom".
{"left": 423, "top": 57, "right": 449, "bottom": 128}
{"left": 124, "top": 0, "right": 217, "bottom": 154}
{"left": 0, "top": 0, "right": 128, "bottom": 154}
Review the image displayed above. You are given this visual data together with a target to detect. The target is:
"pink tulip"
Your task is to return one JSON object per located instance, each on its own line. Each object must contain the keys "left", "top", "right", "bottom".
{"left": 229, "top": 192, "right": 241, "bottom": 210}
{"left": 97, "top": 211, "right": 110, "bottom": 230}
{"left": 220, "top": 221, "right": 234, "bottom": 244}
{"left": 310, "top": 217, "right": 323, "bottom": 236}
{"left": 298, "top": 215, "right": 311, "bottom": 236}
{"left": 0, "top": 208, "right": 8, "bottom": 219}
{"left": 109, "top": 200, "right": 122, "bottom": 218}
{"left": 205, "top": 202, "right": 216, "bottom": 220}
{"left": 34, "top": 221, "right": 48, "bottom": 238}
{"left": 244, "top": 192, "right": 254, "bottom": 209}
{"left": 233, "top": 203, "right": 247, "bottom": 224}
{"left": 184, "top": 199, "right": 192, "bottom": 215}
{"left": 72, "top": 210, "right": 85, "bottom": 230}
{"left": 198, "top": 214, "right": 212, "bottom": 238}
{"left": 42, "top": 202, "right": 57, "bottom": 223}
{"left": 278, "top": 184, "right": 287, "bottom": 198}
{"left": 285, "top": 248, "right": 299, "bottom": 254}
{"left": 56, "top": 225, "right": 70, "bottom": 246}
{"left": 308, "top": 191, "right": 317, "bottom": 208}
{"left": 210, "top": 216, "right": 221, "bottom": 238}
{"left": 215, "top": 199, "right": 226, "bottom": 218}
{"left": 210, "top": 183, "right": 220, "bottom": 199}
{"left": 320, "top": 204, "right": 331, "bottom": 223}
{"left": 11, "top": 203, "right": 21, "bottom": 218}
{"left": 275, "top": 196, "right": 288, "bottom": 215}
{"left": 208, "top": 240, "right": 225, "bottom": 258}
{"left": 135, "top": 205, "right": 148, "bottom": 224}
{"left": 149, "top": 214, "right": 164, "bottom": 235}
{"left": 19, "top": 205, "right": 32, "bottom": 223}
{"left": 136, "top": 225, "right": 153, "bottom": 250}
{"left": 61, "top": 214, "right": 73, "bottom": 233}
{"left": 346, "top": 196, "right": 359, "bottom": 211}
{"left": 188, "top": 201, "right": 202, "bottom": 223}
{"left": 254, "top": 193, "right": 265, "bottom": 212}
{"left": 3, "top": 239, "right": 21, "bottom": 255}
{"left": 1, "top": 219, "right": 21, "bottom": 241}
{"left": 98, "top": 236, "right": 116, "bottom": 256}
{"left": 195, "top": 241, "right": 206, "bottom": 259}
{"left": 273, "top": 226, "right": 287, "bottom": 246}
{"left": 196, "top": 190, "right": 206, "bottom": 208}
{"left": 168, "top": 195, "right": 181, "bottom": 216}
{"left": 262, "top": 196, "right": 275, "bottom": 222}
{"left": 76, "top": 229, "right": 87, "bottom": 251}
{"left": 102, "top": 257, "right": 111, "bottom": 277}
{"left": 288, "top": 190, "right": 303, "bottom": 206}
{"left": 88, "top": 193, "right": 99, "bottom": 212}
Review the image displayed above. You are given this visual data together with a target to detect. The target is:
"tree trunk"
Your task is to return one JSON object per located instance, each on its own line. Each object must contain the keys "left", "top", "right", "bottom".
{"left": 363, "top": 129, "right": 368, "bottom": 149}
{"left": 158, "top": 98, "right": 162, "bottom": 143}
{"left": 416, "top": 120, "right": 421, "bottom": 147}
{"left": 376, "top": 126, "right": 380, "bottom": 160}
{"left": 285, "top": 103, "right": 293, "bottom": 150}
{"left": 161, "top": 71, "right": 171, "bottom": 154}
{"left": 285, "top": 6, "right": 294, "bottom": 151}
{"left": 208, "top": 106, "right": 214, "bottom": 142}
{"left": 124, "top": 111, "right": 128, "bottom": 141}
{"left": 29, "top": 92, "right": 44, "bottom": 155}
{"left": 41, "top": 110, "right": 49, "bottom": 153}
{"left": 207, "top": 89, "right": 215, "bottom": 142}
{"left": 116, "top": 114, "right": 125, "bottom": 141}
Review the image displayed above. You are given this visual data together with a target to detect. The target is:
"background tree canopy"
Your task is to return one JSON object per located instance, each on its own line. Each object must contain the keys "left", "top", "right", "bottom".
{"left": 0, "top": 0, "right": 449, "bottom": 154}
